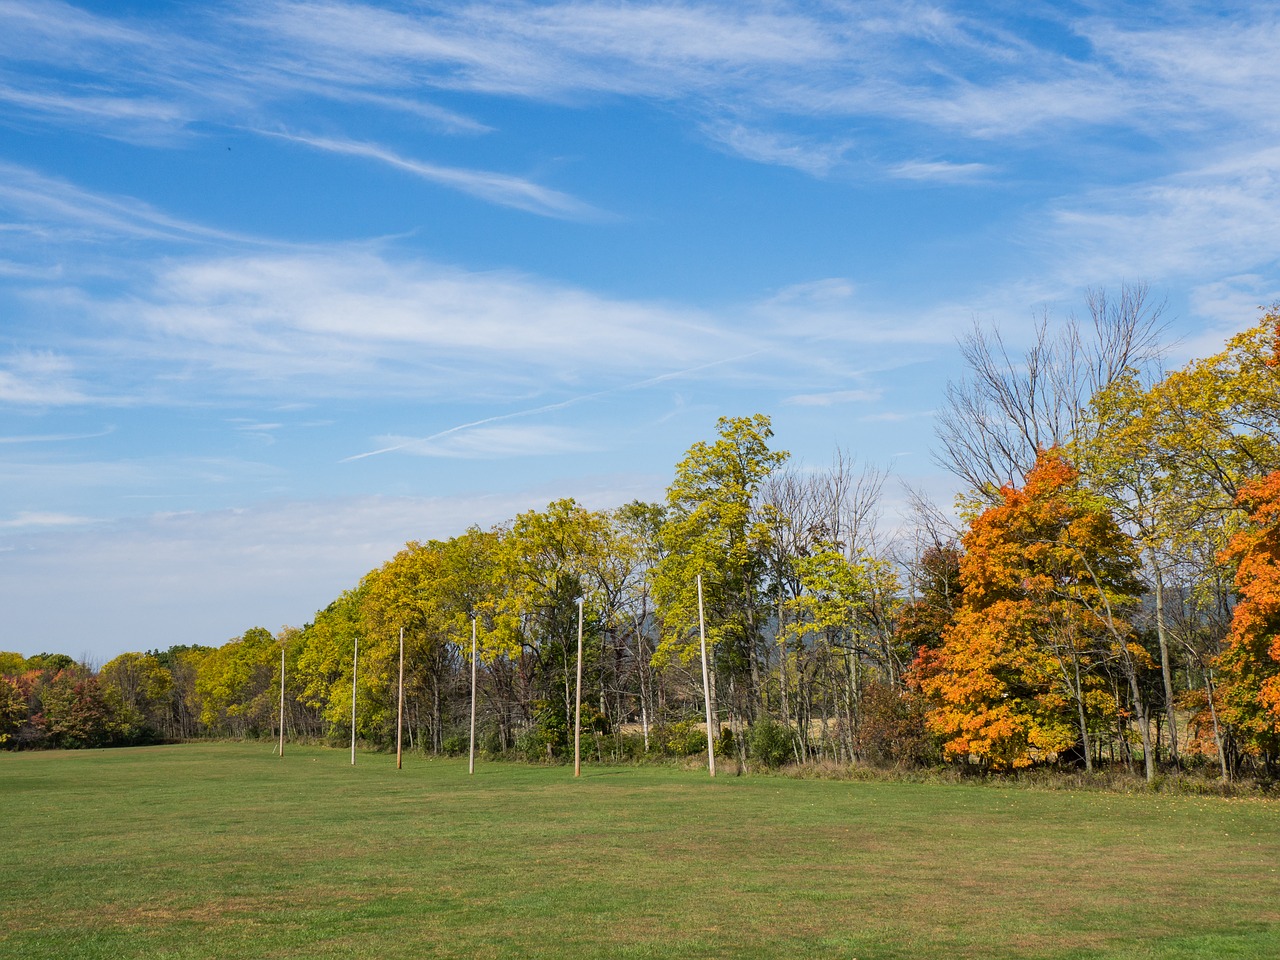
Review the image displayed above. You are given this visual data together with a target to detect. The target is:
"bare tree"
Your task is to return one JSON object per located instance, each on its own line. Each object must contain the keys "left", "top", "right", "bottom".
{"left": 761, "top": 452, "right": 893, "bottom": 759}
{"left": 935, "top": 282, "right": 1167, "bottom": 498}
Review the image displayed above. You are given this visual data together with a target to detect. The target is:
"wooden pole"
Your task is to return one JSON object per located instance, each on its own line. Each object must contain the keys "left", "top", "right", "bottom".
{"left": 278, "top": 645, "right": 285, "bottom": 758}
{"left": 698, "top": 574, "right": 716, "bottom": 778}
{"left": 469, "top": 617, "right": 478, "bottom": 776}
{"left": 350, "top": 635, "right": 358, "bottom": 766}
{"left": 574, "top": 597, "right": 584, "bottom": 778}
{"left": 396, "top": 626, "right": 404, "bottom": 770}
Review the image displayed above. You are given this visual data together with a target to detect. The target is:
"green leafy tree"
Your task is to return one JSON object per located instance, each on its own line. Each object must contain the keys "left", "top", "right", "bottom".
{"left": 497, "top": 499, "right": 612, "bottom": 753}
{"left": 353, "top": 527, "right": 507, "bottom": 752}
{"left": 159, "top": 645, "right": 213, "bottom": 739}
{"left": 653, "top": 415, "right": 788, "bottom": 738}
{"left": 1076, "top": 311, "right": 1280, "bottom": 770}
{"left": 194, "top": 627, "right": 280, "bottom": 737}
{"left": 100, "top": 652, "right": 173, "bottom": 743}
{"left": 607, "top": 501, "right": 667, "bottom": 749}
{"left": 295, "top": 588, "right": 367, "bottom": 742}
{"left": 1140, "top": 311, "right": 1280, "bottom": 507}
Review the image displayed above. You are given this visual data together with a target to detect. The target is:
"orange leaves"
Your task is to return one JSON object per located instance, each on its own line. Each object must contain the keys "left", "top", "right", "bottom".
{"left": 1216, "top": 470, "right": 1280, "bottom": 741}
{"left": 920, "top": 448, "right": 1141, "bottom": 770}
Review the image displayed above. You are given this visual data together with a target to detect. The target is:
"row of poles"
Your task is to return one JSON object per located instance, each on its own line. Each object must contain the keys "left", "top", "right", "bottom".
{"left": 276, "top": 574, "right": 718, "bottom": 778}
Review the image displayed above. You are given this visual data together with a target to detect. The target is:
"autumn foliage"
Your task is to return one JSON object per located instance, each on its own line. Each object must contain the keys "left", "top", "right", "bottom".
{"left": 917, "top": 450, "right": 1142, "bottom": 770}
{"left": 5, "top": 314, "right": 1280, "bottom": 780}
{"left": 1216, "top": 471, "right": 1280, "bottom": 751}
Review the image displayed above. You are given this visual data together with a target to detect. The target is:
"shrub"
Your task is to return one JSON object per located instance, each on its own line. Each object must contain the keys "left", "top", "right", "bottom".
{"left": 656, "top": 720, "right": 707, "bottom": 756}
{"left": 440, "top": 730, "right": 469, "bottom": 756}
{"left": 853, "top": 681, "right": 940, "bottom": 768}
{"left": 514, "top": 726, "right": 559, "bottom": 762}
{"left": 748, "top": 718, "right": 798, "bottom": 768}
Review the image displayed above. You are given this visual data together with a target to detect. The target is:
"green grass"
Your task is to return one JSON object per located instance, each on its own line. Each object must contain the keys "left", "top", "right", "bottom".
{"left": 2, "top": 744, "right": 1278, "bottom": 959}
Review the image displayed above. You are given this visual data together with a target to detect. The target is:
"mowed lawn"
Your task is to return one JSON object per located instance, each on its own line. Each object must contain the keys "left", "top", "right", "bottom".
{"left": 1, "top": 744, "right": 1277, "bottom": 960}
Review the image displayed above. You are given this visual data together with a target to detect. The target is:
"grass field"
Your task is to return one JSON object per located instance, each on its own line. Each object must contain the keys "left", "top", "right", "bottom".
{"left": 2, "top": 744, "right": 1278, "bottom": 959}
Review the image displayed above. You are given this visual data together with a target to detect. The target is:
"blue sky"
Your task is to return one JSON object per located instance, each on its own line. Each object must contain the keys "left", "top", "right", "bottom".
{"left": 3, "top": 0, "right": 1279, "bottom": 663}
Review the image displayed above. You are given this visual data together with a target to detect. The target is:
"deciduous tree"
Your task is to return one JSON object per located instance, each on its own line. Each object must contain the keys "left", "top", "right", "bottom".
{"left": 653, "top": 415, "right": 787, "bottom": 761}
{"left": 919, "top": 450, "right": 1148, "bottom": 773}
{"left": 1215, "top": 471, "right": 1280, "bottom": 765}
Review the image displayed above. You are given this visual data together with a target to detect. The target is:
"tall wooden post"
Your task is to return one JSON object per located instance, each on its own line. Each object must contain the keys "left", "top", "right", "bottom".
{"left": 350, "top": 635, "right": 358, "bottom": 766}
{"left": 698, "top": 574, "right": 716, "bottom": 778}
{"left": 469, "top": 617, "right": 478, "bottom": 776}
{"left": 574, "top": 597, "right": 584, "bottom": 778}
{"left": 396, "top": 627, "right": 404, "bottom": 770}
{"left": 278, "top": 645, "right": 285, "bottom": 758}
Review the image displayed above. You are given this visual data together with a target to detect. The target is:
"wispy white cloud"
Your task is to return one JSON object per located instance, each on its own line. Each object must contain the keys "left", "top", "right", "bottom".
{"left": 888, "top": 159, "right": 993, "bottom": 183}
{"left": 0, "top": 511, "right": 99, "bottom": 529}
{"left": 106, "top": 248, "right": 747, "bottom": 394}
{"left": 784, "top": 388, "right": 881, "bottom": 407}
{"left": 752, "top": 278, "right": 957, "bottom": 347}
{"left": 0, "top": 351, "right": 91, "bottom": 406}
{"left": 1081, "top": 14, "right": 1280, "bottom": 134}
{"left": 0, "top": 0, "right": 233, "bottom": 143}
{"left": 264, "top": 131, "right": 600, "bottom": 219}
{"left": 703, "top": 122, "right": 853, "bottom": 177}
{"left": 0, "top": 81, "right": 188, "bottom": 128}
{"left": 244, "top": 0, "right": 842, "bottom": 99}
{"left": 7, "top": 1, "right": 1278, "bottom": 180}
{"left": 371, "top": 424, "right": 593, "bottom": 459}
{"left": 319, "top": 89, "right": 491, "bottom": 134}
{"left": 1, "top": 160, "right": 969, "bottom": 413}
{"left": 233, "top": 1, "right": 1280, "bottom": 159}
{"left": 1046, "top": 146, "right": 1280, "bottom": 284}
{"left": 1178, "top": 276, "right": 1280, "bottom": 360}
{"left": 0, "top": 427, "right": 112, "bottom": 444}
{"left": 0, "top": 161, "right": 256, "bottom": 246}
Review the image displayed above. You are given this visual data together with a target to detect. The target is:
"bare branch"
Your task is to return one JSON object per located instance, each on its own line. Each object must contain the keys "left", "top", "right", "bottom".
{"left": 934, "top": 281, "right": 1168, "bottom": 498}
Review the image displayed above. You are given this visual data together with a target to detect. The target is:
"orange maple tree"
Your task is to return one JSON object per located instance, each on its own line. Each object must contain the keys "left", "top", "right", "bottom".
{"left": 1215, "top": 471, "right": 1280, "bottom": 753}
{"left": 917, "top": 449, "right": 1144, "bottom": 770}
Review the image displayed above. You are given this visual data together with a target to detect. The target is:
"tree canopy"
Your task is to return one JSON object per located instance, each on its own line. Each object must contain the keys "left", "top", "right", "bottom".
{"left": 8, "top": 306, "right": 1280, "bottom": 782}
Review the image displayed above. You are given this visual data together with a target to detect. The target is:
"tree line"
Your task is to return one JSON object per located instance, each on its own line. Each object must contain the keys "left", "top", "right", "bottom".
{"left": 4, "top": 295, "right": 1279, "bottom": 782}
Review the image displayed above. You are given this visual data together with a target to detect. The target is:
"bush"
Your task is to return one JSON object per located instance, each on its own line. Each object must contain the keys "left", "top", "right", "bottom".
{"left": 608, "top": 732, "right": 649, "bottom": 762}
{"left": 717, "top": 724, "right": 736, "bottom": 758}
{"left": 440, "top": 730, "right": 469, "bottom": 756}
{"left": 514, "top": 726, "right": 559, "bottom": 762}
{"left": 853, "top": 682, "right": 940, "bottom": 768}
{"left": 656, "top": 720, "right": 707, "bottom": 756}
{"left": 481, "top": 729, "right": 504, "bottom": 755}
{"left": 748, "top": 718, "right": 798, "bottom": 768}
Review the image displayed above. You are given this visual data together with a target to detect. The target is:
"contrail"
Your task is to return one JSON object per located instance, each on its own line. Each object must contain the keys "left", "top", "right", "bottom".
{"left": 339, "top": 350, "right": 765, "bottom": 463}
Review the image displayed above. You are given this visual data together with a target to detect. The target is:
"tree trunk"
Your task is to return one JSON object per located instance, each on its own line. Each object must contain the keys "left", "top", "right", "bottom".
{"left": 1070, "top": 647, "right": 1093, "bottom": 772}
{"left": 1122, "top": 661, "right": 1156, "bottom": 782}
{"left": 777, "top": 592, "right": 792, "bottom": 729}
{"left": 1204, "top": 666, "right": 1229, "bottom": 782}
